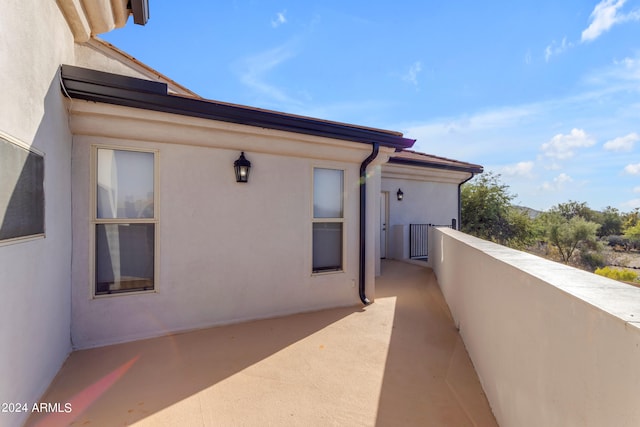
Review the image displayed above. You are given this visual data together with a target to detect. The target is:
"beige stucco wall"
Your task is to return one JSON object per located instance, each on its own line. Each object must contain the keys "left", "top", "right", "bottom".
{"left": 69, "top": 101, "right": 388, "bottom": 348}
{"left": 0, "top": 5, "right": 394, "bottom": 426}
{"left": 380, "top": 173, "right": 460, "bottom": 261}
{"left": 0, "top": 2, "right": 75, "bottom": 426}
{"left": 0, "top": 4, "right": 172, "bottom": 426}
{"left": 75, "top": 42, "right": 157, "bottom": 80}
{"left": 74, "top": 40, "right": 198, "bottom": 96}
{"left": 430, "top": 227, "right": 640, "bottom": 427}
{"left": 382, "top": 177, "right": 458, "bottom": 225}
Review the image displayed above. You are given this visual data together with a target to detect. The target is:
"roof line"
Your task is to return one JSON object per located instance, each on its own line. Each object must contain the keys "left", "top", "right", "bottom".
{"left": 89, "top": 38, "right": 201, "bottom": 97}
{"left": 60, "top": 65, "right": 415, "bottom": 150}
{"left": 387, "top": 156, "right": 484, "bottom": 174}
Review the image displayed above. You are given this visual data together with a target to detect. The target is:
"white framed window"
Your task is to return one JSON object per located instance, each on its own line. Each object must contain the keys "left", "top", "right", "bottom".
{"left": 0, "top": 132, "right": 45, "bottom": 245}
{"left": 92, "top": 146, "right": 158, "bottom": 296}
{"left": 312, "top": 167, "right": 344, "bottom": 273}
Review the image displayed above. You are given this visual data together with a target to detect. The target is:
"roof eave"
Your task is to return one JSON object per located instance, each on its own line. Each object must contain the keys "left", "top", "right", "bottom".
{"left": 387, "top": 157, "right": 484, "bottom": 174}
{"left": 57, "top": 0, "right": 146, "bottom": 42}
{"left": 130, "top": 0, "right": 150, "bottom": 25}
{"left": 60, "top": 65, "right": 415, "bottom": 150}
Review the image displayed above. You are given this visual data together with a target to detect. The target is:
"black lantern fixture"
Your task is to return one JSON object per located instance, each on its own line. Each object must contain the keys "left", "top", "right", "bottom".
{"left": 397, "top": 188, "right": 404, "bottom": 201}
{"left": 234, "top": 152, "right": 251, "bottom": 183}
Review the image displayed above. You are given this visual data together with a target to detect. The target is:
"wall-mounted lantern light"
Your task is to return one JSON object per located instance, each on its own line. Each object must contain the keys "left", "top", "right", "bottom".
{"left": 234, "top": 152, "right": 251, "bottom": 183}
{"left": 397, "top": 188, "right": 404, "bottom": 201}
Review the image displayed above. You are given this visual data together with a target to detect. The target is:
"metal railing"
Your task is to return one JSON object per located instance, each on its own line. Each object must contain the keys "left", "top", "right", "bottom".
{"left": 409, "top": 224, "right": 429, "bottom": 259}
{"left": 409, "top": 222, "right": 455, "bottom": 259}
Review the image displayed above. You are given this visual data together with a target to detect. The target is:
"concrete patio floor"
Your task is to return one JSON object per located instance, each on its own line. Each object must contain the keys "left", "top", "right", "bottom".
{"left": 26, "top": 260, "right": 497, "bottom": 426}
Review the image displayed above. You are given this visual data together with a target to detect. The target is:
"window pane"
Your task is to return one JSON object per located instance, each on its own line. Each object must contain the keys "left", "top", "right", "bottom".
{"left": 312, "top": 222, "right": 342, "bottom": 272}
{"left": 97, "top": 149, "right": 154, "bottom": 219}
{"left": 313, "top": 168, "right": 343, "bottom": 218}
{"left": 0, "top": 136, "right": 44, "bottom": 240}
{"left": 96, "top": 223, "right": 154, "bottom": 295}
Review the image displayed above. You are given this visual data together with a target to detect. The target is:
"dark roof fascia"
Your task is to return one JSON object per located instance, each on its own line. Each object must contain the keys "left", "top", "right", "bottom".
{"left": 387, "top": 157, "right": 484, "bottom": 174}
{"left": 129, "top": 0, "right": 150, "bottom": 25}
{"left": 60, "top": 65, "right": 415, "bottom": 150}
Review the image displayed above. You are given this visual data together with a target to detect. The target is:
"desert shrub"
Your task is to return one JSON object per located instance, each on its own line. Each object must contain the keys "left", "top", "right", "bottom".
{"left": 607, "top": 235, "right": 624, "bottom": 246}
{"left": 594, "top": 266, "right": 639, "bottom": 283}
{"left": 607, "top": 235, "right": 632, "bottom": 251}
{"left": 580, "top": 251, "right": 606, "bottom": 270}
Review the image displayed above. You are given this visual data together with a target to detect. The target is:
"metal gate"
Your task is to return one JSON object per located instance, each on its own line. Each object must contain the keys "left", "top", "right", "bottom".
{"left": 409, "top": 222, "right": 455, "bottom": 259}
{"left": 409, "top": 224, "right": 429, "bottom": 259}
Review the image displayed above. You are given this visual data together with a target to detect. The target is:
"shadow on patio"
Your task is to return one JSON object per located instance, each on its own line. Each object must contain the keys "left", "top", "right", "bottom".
{"left": 26, "top": 260, "right": 496, "bottom": 426}
{"left": 375, "top": 261, "right": 497, "bottom": 426}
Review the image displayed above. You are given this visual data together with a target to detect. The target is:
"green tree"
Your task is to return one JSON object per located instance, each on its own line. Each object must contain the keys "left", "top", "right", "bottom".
{"left": 596, "top": 206, "right": 623, "bottom": 237}
{"left": 461, "top": 172, "right": 534, "bottom": 247}
{"left": 548, "top": 200, "right": 596, "bottom": 221}
{"left": 505, "top": 207, "right": 536, "bottom": 248}
{"left": 540, "top": 213, "right": 600, "bottom": 263}
{"left": 623, "top": 208, "right": 640, "bottom": 231}
{"left": 624, "top": 223, "right": 640, "bottom": 241}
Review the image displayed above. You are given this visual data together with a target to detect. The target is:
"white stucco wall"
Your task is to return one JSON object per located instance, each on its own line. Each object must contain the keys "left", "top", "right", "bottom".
{"left": 74, "top": 40, "right": 197, "bottom": 96}
{"left": 0, "top": 2, "right": 75, "bottom": 426}
{"left": 382, "top": 177, "right": 459, "bottom": 226}
{"left": 0, "top": 3, "right": 391, "bottom": 425}
{"left": 69, "top": 102, "right": 387, "bottom": 348}
{"left": 380, "top": 176, "right": 459, "bottom": 260}
{"left": 74, "top": 42, "right": 156, "bottom": 80}
{"left": 0, "top": 4, "right": 172, "bottom": 426}
{"left": 430, "top": 227, "right": 640, "bottom": 427}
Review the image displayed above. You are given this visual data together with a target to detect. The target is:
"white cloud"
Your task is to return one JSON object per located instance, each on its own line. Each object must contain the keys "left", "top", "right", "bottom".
{"left": 583, "top": 55, "right": 640, "bottom": 87}
{"left": 500, "top": 161, "right": 535, "bottom": 178}
{"left": 581, "top": 0, "right": 640, "bottom": 42}
{"left": 540, "top": 159, "right": 562, "bottom": 171}
{"left": 624, "top": 163, "right": 640, "bottom": 174}
{"left": 633, "top": 186, "right": 640, "bottom": 193}
{"left": 399, "top": 59, "right": 638, "bottom": 176}
{"left": 612, "top": 57, "right": 640, "bottom": 81}
{"left": 541, "top": 173, "right": 573, "bottom": 191}
{"left": 271, "top": 11, "right": 287, "bottom": 28}
{"left": 603, "top": 132, "right": 639, "bottom": 151}
{"left": 621, "top": 198, "right": 640, "bottom": 209}
{"left": 403, "top": 105, "right": 539, "bottom": 160}
{"left": 545, "top": 37, "right": 573, "bottom": 62}
{"left": 402, "top": 61, "right": 422, "bottom": 86}
{"left": 541, "top": 128, "right": 596, "bottom": 160}
{"left": 238, "top": 42, "right": 300, "bottom": 105}
{"left": 408, "top": 105, "right": 536, "bottom": 135}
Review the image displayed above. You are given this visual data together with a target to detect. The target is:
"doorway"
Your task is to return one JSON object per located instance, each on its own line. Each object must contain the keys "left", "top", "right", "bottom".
{"left": 380, "top": 192, "right": 389, "bottom": 259}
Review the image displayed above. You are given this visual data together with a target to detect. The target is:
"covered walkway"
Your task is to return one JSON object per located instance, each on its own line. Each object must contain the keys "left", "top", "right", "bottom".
{"left": 26, "top": 261, "right": 496, "bottom": 426}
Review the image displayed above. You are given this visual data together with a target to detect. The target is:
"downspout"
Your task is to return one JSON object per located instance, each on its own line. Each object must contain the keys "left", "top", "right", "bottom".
{"left": 457, "top": 172, "right": 475, "bottom": 230}
{"left": 359, "top": 143, "right": 379, "bottom": 305}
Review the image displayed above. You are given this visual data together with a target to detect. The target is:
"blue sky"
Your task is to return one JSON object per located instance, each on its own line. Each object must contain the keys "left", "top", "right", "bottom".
{"left": 102, "top": 0, "right": 640, "bottom": 212}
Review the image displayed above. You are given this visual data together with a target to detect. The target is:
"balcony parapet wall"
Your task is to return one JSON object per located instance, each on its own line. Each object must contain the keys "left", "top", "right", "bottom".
{"left": 429, "top": 227, "right": 640, "bottom": 427}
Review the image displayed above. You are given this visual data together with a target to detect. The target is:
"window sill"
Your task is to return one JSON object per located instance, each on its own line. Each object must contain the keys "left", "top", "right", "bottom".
{"left": 0, "top": 234, "right": 45, "bottom": 247}
{"left": 311, "top": 269, "right": 344, "bottom": 277}
{"left": 92, "top": 289, "right": 157, "bottom": 299}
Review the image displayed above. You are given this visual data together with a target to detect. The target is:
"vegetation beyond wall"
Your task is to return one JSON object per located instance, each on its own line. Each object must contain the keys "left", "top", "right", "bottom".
{"left": 461, "top": 172, "right": 640, "bottom": 280}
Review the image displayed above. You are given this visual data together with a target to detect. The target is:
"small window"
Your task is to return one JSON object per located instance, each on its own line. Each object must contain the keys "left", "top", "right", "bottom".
{"left": 312, "top": 168, "right": 344, "bottom": 273}
{"left": 93, "top": 148, "right": 157, "bottom": 295}
{"left": 0, "top": 134, "right": 44, "bottom": 243}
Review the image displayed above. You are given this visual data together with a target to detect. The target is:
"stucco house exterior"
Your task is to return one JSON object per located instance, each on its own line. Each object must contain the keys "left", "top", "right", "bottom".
{"left": 381, "top": 150, "right": 482, "bottom": 263}
{"left": 0, "top": 2, "right": 481, "bottom": 426}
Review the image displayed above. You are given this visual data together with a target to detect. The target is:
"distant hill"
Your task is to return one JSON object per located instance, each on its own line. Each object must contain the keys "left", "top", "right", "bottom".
{"left": 513, "top": 205, "right": 543, "bottom": 219}
{"left": 512, "top": 205, "right": 609, "bottom": 219}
